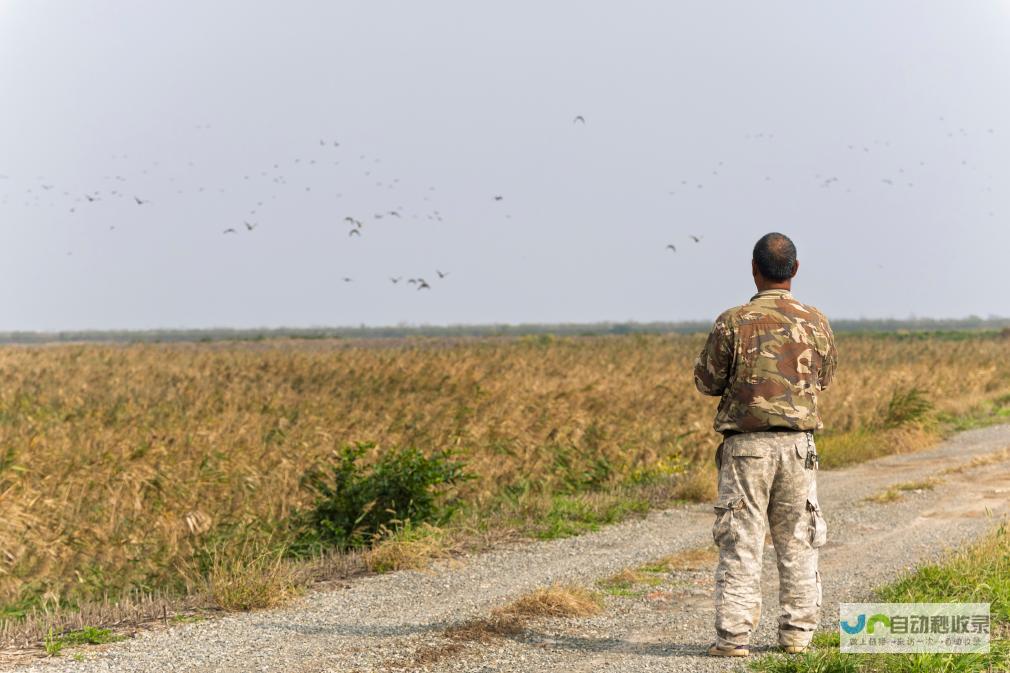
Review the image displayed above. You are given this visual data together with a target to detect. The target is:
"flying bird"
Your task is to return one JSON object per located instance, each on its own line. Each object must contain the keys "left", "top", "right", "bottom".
{"left": 390, "top": 276, "right": 402, "bottom": 284}
{"left": 493, "top": 195, "right": 503, "bottom": 201}
{"left": 244, "top": 221, "right": 257, "bottom": 231}
{"left": 342, "top": 277, "right": 353, "bottom": 283}
{"left": 666, "top": 244, "right": 677, "bottom": 252}
{"left": 436, "top": 270, "right": 449, "bottom": 279}
{"left": 348, "top": 228, "right": 361, "bottom": 237}
{"left": 417, "top": 279, "right": 431, "bottom": 290}
{"left": 134, "top": 196, "right": 147, "bottom": 205}
{"left": 223, "top": 228, "right": 237, "bottom": 234}
{"left": 689, "top": 235, "right": 703, "bottom": 243}
{"left": 573, "top": 115, "right": 586, "bottom": 125}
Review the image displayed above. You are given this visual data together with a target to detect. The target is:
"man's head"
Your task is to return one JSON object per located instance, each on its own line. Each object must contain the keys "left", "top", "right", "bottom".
{"left": 752, "top": 232, "right": 798, "bottom": 290}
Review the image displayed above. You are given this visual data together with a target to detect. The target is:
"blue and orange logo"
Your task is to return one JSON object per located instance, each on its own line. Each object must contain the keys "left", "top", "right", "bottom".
{"left": 841, "top": 613, "right": 891, "bottom": 634}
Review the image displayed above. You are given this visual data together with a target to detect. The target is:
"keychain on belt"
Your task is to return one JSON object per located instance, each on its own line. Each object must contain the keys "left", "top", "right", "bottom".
{"left": 804, "top": 432, "right": 818, "bottom": 470}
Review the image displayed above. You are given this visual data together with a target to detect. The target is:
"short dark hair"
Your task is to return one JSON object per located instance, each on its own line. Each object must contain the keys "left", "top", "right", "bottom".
{"left": 753, "top": 232, "right": 797, "bottom": 281}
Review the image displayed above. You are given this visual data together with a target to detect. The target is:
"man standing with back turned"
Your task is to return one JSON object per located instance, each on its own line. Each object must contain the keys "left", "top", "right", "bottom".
{"left": 695, "top": 232, "right": 837, "bottom": 657}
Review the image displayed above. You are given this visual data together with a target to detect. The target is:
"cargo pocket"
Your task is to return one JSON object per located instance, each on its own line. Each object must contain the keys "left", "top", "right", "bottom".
{"left": 806, "top": 498, "right": 827, "bottom": 548}
{"left": 712, "top": 494, "right": 744, "bottom": 546}
{"left": 730, "top": 437, "right": 773, "bottom": 459}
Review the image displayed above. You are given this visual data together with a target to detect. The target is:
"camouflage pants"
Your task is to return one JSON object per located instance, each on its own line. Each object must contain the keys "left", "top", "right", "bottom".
{"left": 712, "top": 431, "right": 826, "bottom": 649}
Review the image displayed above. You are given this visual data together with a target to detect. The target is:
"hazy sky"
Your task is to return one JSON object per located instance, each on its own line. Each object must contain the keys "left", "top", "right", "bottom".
{"left": 1, "top": 1, "right": 1008, "bottom": 330}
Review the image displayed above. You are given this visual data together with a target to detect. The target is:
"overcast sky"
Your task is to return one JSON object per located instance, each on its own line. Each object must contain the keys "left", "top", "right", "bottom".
{"left": 1, "top": 1, "right": 1007, "bottom": 330}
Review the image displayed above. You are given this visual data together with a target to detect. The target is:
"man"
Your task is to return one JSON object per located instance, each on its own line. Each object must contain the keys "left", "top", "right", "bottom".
{"left": 694, "top": 232, "right": 837, "bottom": 657}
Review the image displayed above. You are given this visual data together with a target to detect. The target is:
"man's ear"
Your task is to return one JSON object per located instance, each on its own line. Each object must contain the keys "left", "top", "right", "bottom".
{"left": 752, "top": 259, "right": 759, "bottom": 277}
{"left": 792, "top": 259, "right": 800, "bottom": 278}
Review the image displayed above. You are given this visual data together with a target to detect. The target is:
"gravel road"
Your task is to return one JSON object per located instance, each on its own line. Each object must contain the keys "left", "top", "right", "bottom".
{"left": 16, "top": 424, "right": 1010, "bottom": 673}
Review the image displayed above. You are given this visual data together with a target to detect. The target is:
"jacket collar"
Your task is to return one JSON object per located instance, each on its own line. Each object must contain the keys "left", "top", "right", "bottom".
{"left": 750, "top": 288, "right": 792, "bottom": 301}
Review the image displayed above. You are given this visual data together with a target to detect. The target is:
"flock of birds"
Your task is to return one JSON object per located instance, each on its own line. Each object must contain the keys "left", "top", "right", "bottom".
{"left": 0, "top": 113, "right": 1000, "bottom": 285}
{"left": 665, "top": 235, "right": 703, "bottom": 253}
{"left": 1, "top": 130, "right": 480, "bottom": 288}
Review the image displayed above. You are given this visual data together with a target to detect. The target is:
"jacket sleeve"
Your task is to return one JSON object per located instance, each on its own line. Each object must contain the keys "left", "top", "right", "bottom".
{"left": 694, "top": 317, "right": 733, "bottom": 396}
{"left": 818, "top": 318, "right": 837, "bottom": 390}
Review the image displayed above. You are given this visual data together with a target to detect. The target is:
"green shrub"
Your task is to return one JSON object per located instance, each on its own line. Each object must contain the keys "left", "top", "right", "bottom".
{"left": 293, "top": 443, "right": 468, "bottom": 552}
{"left": 882, "top": 387, "right": 933, "bottom": 428}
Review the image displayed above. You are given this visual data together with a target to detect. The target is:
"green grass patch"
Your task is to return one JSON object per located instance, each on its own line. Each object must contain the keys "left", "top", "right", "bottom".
{"left": 595, "top": 569, "right": 663, "bottom": 597}
{"left": 749, "top": 524, "right": 1010, "bottom": 672}
{"left": 597, "top": 584, "right": 642, "bottom": 598}
{"left": 43, "top": 626, "right": 125, "bottom": 656}
{"left": 811, "top": 631, "right": 840, "bottom": 649}
{"left": 638, "top": 560, "right": 671, "bottom": 573}
{"left": 938, "top": 395, "right": 1010, "bottom": 433}
{"left": 878, "top": 526, "right": 1010, "bottom": 622}
{"left": 531, "top": 493, "right": 651, "bottom": 540}
{"left": 59, "top": 626, "right": 124, "bottom": 646}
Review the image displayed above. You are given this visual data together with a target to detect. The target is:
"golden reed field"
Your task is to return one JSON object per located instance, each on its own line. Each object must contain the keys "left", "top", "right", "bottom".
{"left": 0, "top": 333, "right": 1008, "bottom": 615}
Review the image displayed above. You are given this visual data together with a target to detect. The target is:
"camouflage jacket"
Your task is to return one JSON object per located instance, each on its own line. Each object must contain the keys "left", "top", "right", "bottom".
{"left": 694, "top": 289, "right": 837, "bottom": 433}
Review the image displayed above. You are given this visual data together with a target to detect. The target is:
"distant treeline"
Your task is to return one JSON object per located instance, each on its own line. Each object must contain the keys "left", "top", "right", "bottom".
{"left": 1, "top": 317, "right": 1009, "bottom": 344}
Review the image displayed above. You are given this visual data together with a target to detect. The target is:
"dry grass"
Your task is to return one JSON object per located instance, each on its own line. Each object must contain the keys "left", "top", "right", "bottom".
{"left": 405, "top": 640, "right": 467, "bottom": 668}
{"left": 443, "top": 613, "right": 525, "bottom": 643}
{"left": 0, "top": 592, "right": 197, "bottom": 652}
{"left": 864, "top": 478, "right": 942, "bottom": 504}
{"left": 498, "top": 584, "right": 603, "bottom": 620}
{"left": 638, "top": 545, "right": 720, "bottom": 573}
{"left": 0, "top": 334, "right": 1006, "bottom": 616}
{"left": 590, "top": 546, "right": 722, "bottom": 601}
{"left": 941, "top": 445, "right": 1010, "bottom": 475}
{"left": 363, "top": 523, "right": 456, "bottom": 573}
{"left": 396, "top": 584, "right": 598, "bottom": 668}
{"left": 816, "top": 425, "right": 941, "bottom": 469}
{"left": 668, "top": 467, "right": 718, "bottom": 502}
{"left": 202, "top": 542, "right": 304, "bottom": 611}
{"left": 601, "top": 568, "right": 651, "bottom": 586}
{"left": 596, "top": 568, "right": 663, "bottom": 597}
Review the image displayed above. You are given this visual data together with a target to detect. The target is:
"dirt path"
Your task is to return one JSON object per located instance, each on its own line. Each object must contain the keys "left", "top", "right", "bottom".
{"left": 17, "top": 424, "right": 1010, "bottom": 673}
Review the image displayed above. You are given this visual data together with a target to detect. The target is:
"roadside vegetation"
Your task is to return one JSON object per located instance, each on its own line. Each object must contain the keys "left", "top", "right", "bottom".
{"left": 863, "top": 478, "right": 941, "bottom": 504}
{"left": 749, "top": 523, "right": 1010, "bottom": 672}
{"left": 43, "top": 626, "right": 123, "bottom": 658}
{"left": 0, "top": 331, "right": 1008, "bottom": 650}
{"left": 400, "top": 582, "right": 603, "bottom": 669}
